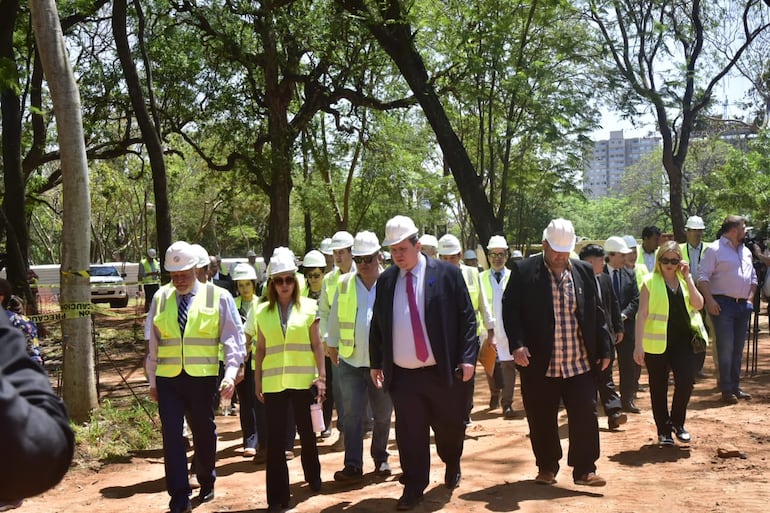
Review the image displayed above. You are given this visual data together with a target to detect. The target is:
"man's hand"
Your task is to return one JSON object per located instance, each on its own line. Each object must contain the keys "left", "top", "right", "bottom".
{"left": 597, "top": 357, "right": 611, "bottom": 371}
{"left": 513, "top": 347, "right": 531, "bottom": 367}
{"left": 219, "top": 378, "right": 235, "bottom": 400}
{"left": 615, "top": 332, "right": 624, "bottom": 344}
{"left": 459, "top": 362, "right": 475, "bottom": 382}
{"left": 149, "top": 387, "right": 158, "bottom": 402}
{"left": 706, "top": 298, "right": 721, "bottom": 316}
{"left": 328, "top": 347, "right": 339, "bottom": 366}
{"left": 370, "top": 369, "right": 384, "bottom": 389}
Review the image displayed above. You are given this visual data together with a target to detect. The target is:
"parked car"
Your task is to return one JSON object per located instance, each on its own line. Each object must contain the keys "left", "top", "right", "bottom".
{"left": 90, "top": 264, "right": 128, "bottom": 308}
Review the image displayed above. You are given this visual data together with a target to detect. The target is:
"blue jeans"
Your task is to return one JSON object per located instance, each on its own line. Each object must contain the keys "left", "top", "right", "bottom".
{"left": 336, "top": 360, "right": 393, "bottom": 470}
{"left": 709, "top": 296, "right": 752, "bottom": 393}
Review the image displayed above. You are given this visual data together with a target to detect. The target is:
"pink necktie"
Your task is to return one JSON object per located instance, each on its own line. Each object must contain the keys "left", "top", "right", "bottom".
{"left": 406, "top": 271, "right": 429, "bottom": 362}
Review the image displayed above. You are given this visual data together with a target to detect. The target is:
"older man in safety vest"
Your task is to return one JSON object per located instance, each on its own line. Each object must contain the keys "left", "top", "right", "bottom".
{"left": 327, "top": 231, "right": 394, "bottom": 482}
{"left": 145, "top": 241, "right": 245, "bottom": 513}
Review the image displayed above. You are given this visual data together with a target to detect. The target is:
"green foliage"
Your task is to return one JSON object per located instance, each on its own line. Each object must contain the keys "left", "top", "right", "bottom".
{"left": 73, "top": 398, "right": 160, "bottom": 462}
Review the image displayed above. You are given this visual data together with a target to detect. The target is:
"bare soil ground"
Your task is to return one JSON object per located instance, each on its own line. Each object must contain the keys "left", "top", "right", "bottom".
{"left": 18, "top": 306, "right": 770, "bottom": 513}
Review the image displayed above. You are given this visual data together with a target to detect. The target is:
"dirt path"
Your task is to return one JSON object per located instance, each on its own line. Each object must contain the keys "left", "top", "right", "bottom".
{"left": 18, "top": 316, "right": 770, "bottom": 513}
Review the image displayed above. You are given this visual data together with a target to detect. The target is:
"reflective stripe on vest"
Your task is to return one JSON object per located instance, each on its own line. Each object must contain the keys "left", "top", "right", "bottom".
{"left": 154, "top": 283, "right": 221, "bottom": 377}
{"left": 257, "top": 298, "right": 318, "bottom": 393}
{"left": 641, "top": 273, "right": 708, "bottom": 354}
{"left": 335, "top": 273, "right": 357, "bottom": 358}
{"left": 140, "top": 258, "right": 160, "bottom": 285}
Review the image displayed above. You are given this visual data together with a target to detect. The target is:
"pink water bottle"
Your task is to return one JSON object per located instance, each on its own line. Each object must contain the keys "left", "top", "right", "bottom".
{"left": 310, "top": 401, "right": 325, "bottom": 433}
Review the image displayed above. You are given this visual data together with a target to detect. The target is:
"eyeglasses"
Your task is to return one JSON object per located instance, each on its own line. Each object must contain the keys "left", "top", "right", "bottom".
{"left": 272, "top": 275, "right": 296, "bottom": 286}
{"left": 660, "top": 257, "right": 681, "bottom": 265}
{"left": 489, "top": 252, "right": 507, "bottom": 258}
{"left": 307, "top": 272, "right": 323, "bottom": 279}
{"left": 353, "top": 254, "right": 377, "bottom": 264}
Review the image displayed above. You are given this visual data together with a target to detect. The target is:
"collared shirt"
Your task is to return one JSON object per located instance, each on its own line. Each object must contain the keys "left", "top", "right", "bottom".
{"left": 685, "top": 243, "right": 703, "bottom": 279}
{"left": 327, "top": 274, "right": 377, "bottom": 368}
{"left": 643, "top": 251, "right": 656, "bottom": 275}
{"left": 544, "top": 259, "right": 591, "bottom": 378}
{"left": 698, "top": 236, "right": 757, "bottom": 299}
{"left": 145, "top": 280, "right": 246, "bottom": 388}
{"left": 392, "top": 253, "right": 437, "bottom": 368}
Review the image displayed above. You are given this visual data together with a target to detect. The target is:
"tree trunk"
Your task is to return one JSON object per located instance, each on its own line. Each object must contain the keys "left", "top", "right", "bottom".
{"left": 112, "top": 0, "right": 172, "bottom": 266}
{"left": 337, "top": 0, "right": 503, "bottom": 245}
{"left": 1, "top": 0, "right": 34, "bottom": 307}
{"left": 29, "top": 0, "right": 97, "bottom": 422}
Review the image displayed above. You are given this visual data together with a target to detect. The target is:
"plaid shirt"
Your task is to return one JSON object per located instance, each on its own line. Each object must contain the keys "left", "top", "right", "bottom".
{"left": 545, "top": 261, "right": 591, "bottom": 378}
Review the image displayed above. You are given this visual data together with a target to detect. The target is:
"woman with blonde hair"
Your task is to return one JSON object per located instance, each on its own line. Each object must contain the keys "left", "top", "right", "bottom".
{"left": 254, "top": 248, "right": 326, "bottom": 510}
{"left": 634, "top": 241, "right": 707, "bottom": 446}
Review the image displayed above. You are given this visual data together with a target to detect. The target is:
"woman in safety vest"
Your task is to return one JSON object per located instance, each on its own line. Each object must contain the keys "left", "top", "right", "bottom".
{"left": 634, "top": 240, "right": 707, "bottom": 447}
{"left": 254, "top": 248, "right": 326, "bottom": 510}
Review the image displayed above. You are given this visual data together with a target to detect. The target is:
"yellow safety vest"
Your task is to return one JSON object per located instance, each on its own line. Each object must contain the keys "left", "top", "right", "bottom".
{"left": 460, "top": 264, "right": 483, "bottom": 337}
{"left": 257, "top": 298, "right": 318, "bottom": 393}
{"left": 641, "top": 273, "right": 708, "bottom": 354}
{"left": 335, "top": 273, "right": 358, "bottom": 358}
{"left": 323, "top": 268, "right": 343, "bottom": 306}
{"left": 154, "top": 283, "right": 221, "bottom": 377}
{"left": 679, "top": 243, "right": 707, "bottom": 264}
{"left": 140, "top": 258, "right": 160, "bottom": 285}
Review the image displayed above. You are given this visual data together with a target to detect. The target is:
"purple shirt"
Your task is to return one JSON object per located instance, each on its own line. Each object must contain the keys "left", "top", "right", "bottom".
{"left": 697, "top": 236, "right": 756, "bottom": 299}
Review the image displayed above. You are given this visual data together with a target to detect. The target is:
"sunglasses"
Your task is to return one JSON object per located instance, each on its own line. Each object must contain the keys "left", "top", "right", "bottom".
{"left": 272, "top": 276, "right": 296, "bottom": 286}
{"left": 660, "top": 257, "right": 681, "bottom": 265}
{"left": 307, "top": 272, "right": 323, "bottom": 279}
{"left": 353, "top": 254, "right": 377, "bottom": 264}
{"left": 489, "top": 252, "right": 507, "bottom": 258}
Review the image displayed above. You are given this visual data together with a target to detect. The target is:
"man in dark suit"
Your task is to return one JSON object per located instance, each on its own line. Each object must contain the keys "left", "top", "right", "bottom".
{"left": 579, "top": 244, "right": 627, "bottom": 431}
{"left": 603, "top": 237, "right": 641, "bottom": 413}
{"left": 502, "top": 219, "right": 612, "bottom": 487}
{"left": 370, "top": 216, "right": 478, "bottom": 511}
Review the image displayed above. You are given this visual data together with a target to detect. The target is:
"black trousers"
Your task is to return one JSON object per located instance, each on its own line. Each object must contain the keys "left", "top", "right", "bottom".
{"left": 616, "top": 325, "right": 640, "bottom": 403}
{"left": 263, "top": 389, "right": 320, "bottom": 508}
{"left": 520, "top": 370, "right": 599, "bottom": 479}
{"left": 596, "top": 350, "right": 622, "bottom": 417}
{"left": 644, "top": 338, "right": 695, "bottom": 435}
{"left": 389, "top": 366, "right": 466, "bottom": 496}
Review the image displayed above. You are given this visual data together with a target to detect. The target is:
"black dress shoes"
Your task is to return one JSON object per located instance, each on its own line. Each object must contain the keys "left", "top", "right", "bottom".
{"left": 198, "top": 487, "right": 214, "bottom": 502}
{"left": 170, "top": 503, "right": 192, "bottom": 513}
{"left": 622, "top": 401, "right": 641, "bottom": 414}
{"left": 734, "top": 388, "right": 752, "bottom": 400}
{"left": 445, "top": 464, "right": 461, "bottom": 489}
{"left": 608, "top": 411, "right": 627, "bottom": 430}
{"left": 721, "top": 392, "right": 739, "bottom": 404}
{"left": 396, "top": 493, "right": 424, "bottom": 511}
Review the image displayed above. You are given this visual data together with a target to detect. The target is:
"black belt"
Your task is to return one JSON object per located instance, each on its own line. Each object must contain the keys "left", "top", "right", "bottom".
{"left": 394, "top": 364, "right": 438, "bottom": 372}
{"left": 714, "top": 294, "right": 747, "bottom": 304}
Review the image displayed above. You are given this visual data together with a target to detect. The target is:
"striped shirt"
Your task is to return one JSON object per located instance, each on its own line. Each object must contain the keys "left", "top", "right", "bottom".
{"left": 545, "top": 263, "right": 591, "bottom": 378}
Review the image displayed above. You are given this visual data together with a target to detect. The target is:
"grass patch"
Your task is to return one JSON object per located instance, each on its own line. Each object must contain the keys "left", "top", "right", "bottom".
{"left": 73, "top": 398, "right": 161, "bottom": 465}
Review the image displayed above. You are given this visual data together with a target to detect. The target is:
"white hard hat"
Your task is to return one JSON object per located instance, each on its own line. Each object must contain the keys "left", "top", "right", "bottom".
{"left": 246, "top": 249, "right": 257, "bottom": 257}
{"left": 147, "top": 248, "right": 157, "bottom": 258}
{"left": 543, "top": 218, "right": 576, "bottom": 253}
{"left": 685, "top": 215, "right": 706, "bottom": 230}
{"left": 302, "top": 250, "right": 326, "bottom": 268}
{"left": 319, "top": 238, "right": 333, "bottom": 255}
{"left": 604, "top": 236, "right": 631, "bottom": 254}
{"left": 383, "top": 215, "right": 419, "bottom": 246}
{"left": 511, "top": 250, "right": 523, "bottom": 259}
{"left": 487, "top": 235, "right": 508, "bottom": 250}
{"left": 382, "top": 251, "right": 392, "bottom": 261}
{"left": 232, "top": 262, "right": 257, "bottom": 281}
{"left": 165, "top": 241, "right": 198, "bottom": 272}
{"left": 189, "top": 243, "right": 210, "bottom": 268}
{"left": 622, "top": 235, "right": 638, "bottom": 249}
{"left": 352, "top": 231, "right": 381, "bottom": 256}
{"left": 463, "top": 249, "right": 477, "bottom": 260}
{"left": 268, "top": 247, "right": 298, "bottom": 276}
{"left": 437, "top": 234, "right": 462, "bottom": 256}
{"left": 419, "top": 234, "right": 438, "bottom": 248}
{"left": 330, "top": 231, "right": 354, "bottom": 250}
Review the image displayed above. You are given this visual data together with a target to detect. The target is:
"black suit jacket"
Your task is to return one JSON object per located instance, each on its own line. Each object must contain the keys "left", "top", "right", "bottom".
{"left": 0, "top": 313, "right": 74, "bottom": 501}
{"left": 501, "top": 256, "right": 612, "bottom": 378}
{"left": 603, "top": 265, "right": 639, "bottom": 336}
{"left": 369, "top": 256, "right": 479, "bottom": 390}
{"left": 597, "top": 273, "right": 622, "bottom": 339}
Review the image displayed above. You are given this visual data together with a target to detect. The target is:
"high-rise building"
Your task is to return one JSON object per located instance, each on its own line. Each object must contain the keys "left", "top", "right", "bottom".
{"left": 584, "top": 130, "right": 660, "bottom": 198}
